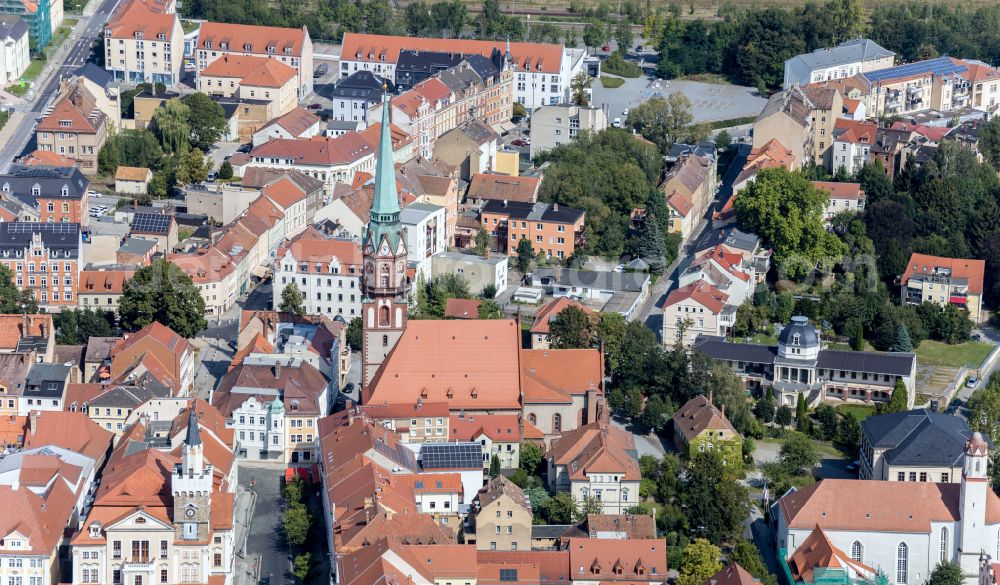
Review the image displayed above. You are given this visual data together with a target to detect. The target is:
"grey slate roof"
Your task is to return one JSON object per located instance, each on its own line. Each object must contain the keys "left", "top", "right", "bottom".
{"left": 816, "top": 349, "right": 915, "bottom": 376}
{"left": 481, "top": 199, "right": 584, "bottom": 224}
{"left": 118, "top": 237, "right": 157, "bottom": 256}
{"left": 789, "top": 38, "right": 894, "bottom": 70}
{"left": 0, "top": 15, "right": 27, "bottom": 42}
{"left": 75, "top": 62, "right": 113, "bottom": 88}
{"left": 89, "top": 384, "right": 168, "bottom": 407}
{"left": 692, "top": 336, "right": 778, "bottom": 364}
{"left": 531, "top": 267, "right": 649, "bottom": 293}
{"left": 0, "top": 222, "right": 80, "bottom": 258}
{"left": 330, "top": 70, "right": 393, "bottom": 101}
{"left": 24, "top": 363, "right": 72, "bottom": 398}
{"left": 861, "top": 408, "right": 978, "bottom": 467}
{"left": 777, "top": 316, "right": 820, "bottom": 348}
{"left": 0, "top": 164, "right": 89, "bottom": 208}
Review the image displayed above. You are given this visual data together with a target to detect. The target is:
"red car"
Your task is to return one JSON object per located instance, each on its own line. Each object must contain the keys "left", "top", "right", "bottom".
{"left": 308, "top": 103, "right": 323, "bottom": 110}
{"left": 511, "top": 139, "right": 528, "bottom": 147}
{"left": 602, "top": 44, "right": 610, "bottom": 52}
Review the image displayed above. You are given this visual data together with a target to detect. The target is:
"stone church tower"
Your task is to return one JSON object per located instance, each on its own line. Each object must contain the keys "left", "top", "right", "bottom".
{"left": 172, "top": 409, "right": 213, "bottom": 542}
{"left": 361, "top": 92, "right": 408, "bottom": 392}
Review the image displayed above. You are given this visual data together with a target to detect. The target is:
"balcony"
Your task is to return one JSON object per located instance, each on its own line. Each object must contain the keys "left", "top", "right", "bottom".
{"left": 123, "top": 557, "right": 154, "bottom": 571}
{"left": 574, "top": 230, "right": 586, "bottom": 248}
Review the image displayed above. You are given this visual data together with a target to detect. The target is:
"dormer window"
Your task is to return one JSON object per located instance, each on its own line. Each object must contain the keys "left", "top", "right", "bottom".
{"left": 89, "top": 524, "right": 101, "bottom": 537}
{"left": 220, "top": 42, "right": 228, "bottom": 50}
{"left": 266, "top": 45, "right": 275, "bottom": 54}
{"left": 104, "top": 29, "right": 111, "bottom": 36}
{"left": 61, "top": 186, "right": 68, "bottom": 196}
{"left": 59, "top": 120, "right": 72, "bottom": 127}
{"left": 31, "top": 185, "right": 40, "bottom": 196}
{"left": 204, "top": 41, "right": 212, "bottom": 49}
{"left": 284, "top": 47, "right": 292, "bottom": 55}
{"left": 134, "top": 31, "right": 143, "bottom": 39}
{"left": 792, "top": 334, "right": 800, "bottom": 346}
{"left": 158, "top": 33, "right": 166, "bottom": 40}
{"left": 243, "top": 43, "right": 252, "bottom": 51}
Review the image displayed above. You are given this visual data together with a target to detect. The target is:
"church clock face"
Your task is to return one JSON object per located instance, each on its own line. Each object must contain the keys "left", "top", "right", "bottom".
{"left": 186, "top": 508, "right": 196, "bottom": 518}
{"left": 379, "top": 242, "right": 390, "bottom": 256}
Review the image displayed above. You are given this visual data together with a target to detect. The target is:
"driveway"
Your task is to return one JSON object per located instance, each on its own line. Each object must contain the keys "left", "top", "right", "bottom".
{"left": 592, "top": 76, "right": 767, "bottom": 124}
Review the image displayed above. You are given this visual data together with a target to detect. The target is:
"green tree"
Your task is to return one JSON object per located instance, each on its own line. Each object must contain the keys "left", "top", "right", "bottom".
{"left": 519, "top": 442, "right": 542, "bottom": 474}
{"left": 576, "top": 494, "right": 604, "bottom": 521}
{"left": 474, "top": 229, "right": 491, "bottom": 256}
{"left": 851, "top": 320, "right": 865, "bottom": 351}
{"left": 795, "top": 392, "right": 810, "bottom": 433}
{"left": 515, "top": 237, "right": 535, "bottom": 272}
{"left": 891, "top": 323, "right": 913, "bottom": 352}
{"left": 570, "top": 71, "right": 592, "bottom": 106}
{"left": 755, "top": 394, "right": 775, "bottom": 423}
{"left": 118, "top": 259, "right": 207, "bottom": 337}
{"left": 614, "top": 20, "right": 633, "bottom": 53}
{"left": 583, "top": 22, "right": 604, "bottom": 51}
{"left": 280, "top": 282, "right": 306, "bottom": 315}
{"left": 478, "top": 299, "right": 502, "bottom": 319}
{"left": 927, "top": 563, "right": 963, "bottom": 585}
{"left": 542, "top": 492, "right": 577, "bottom": 524}
{"left": 597, "top": 312, "right": 627, "bottom": 372}
{"left": 183, "top": 92, "right": 229, "bottom": 150}
{"left": 980, "top": 117, "right": 1000, "bottom": 170}
{"left": 152, "top": 99, "right": 191, "bottom": 154}
{"left": 814, "top": 404, "right": 839, "bottom": 441}
{"left": 0, "top": 265, "right": 39, "bottom": 313}
{"left": 346, "top": 317, "right": 362, "bottom": 351}
{"left": 489, "top": 454, "right": 501, "bottom": 478}
{"left": 734, "top": 167, "right": 846, "bottom": 279}
{"left": 683, "top": 451, "right": 750, "bottom": 542}
{"left": 98, "top": 138, "right": 123, "bottom": 175}
{"left": 885, "top": 378, "right": 909, "bottom": 413}
{"left": 292, "top": 553, "right": 312, "bottom": 582}
{"left": 729, "top": 540, "right": 777, "bottom": 585}
{"left": 217, "top": 160, "right": 234, "bottom": 180}
{"left": 549, "top": 305, "right": 596, "bottom": 349}
{"left": 775, "top": 404, "right": 793, "bottom": 427}
{"left": 778, "top": 433, "right": 818, "bottom": 476}
{"left": 624, "top": 93, "right": 694, "bottom": 151}
{"left": 638, "top": 212, "right": 667, "bottom": 272}
{"left": 970, "top": 374, "right": 1000, "bottom": 443}
{"left": 53, "top": 309, "right": 117, "bottom": 344}
{"left": 715, "top": 130, "right": 732, "bottom": 152}
{"left": 623, "top": 387, "right": 644, "bottom": 419}
{"left": 640, "top": 394, "right": 671, "bottom": 431}
{"left": 283, "top": 505, "right": 310, "bottom": 547}
{"left": 676, "top": 539, "right": 723, "bottom": 585}
{"left": 176, "top": 148, "right": 209, "bottom": 185}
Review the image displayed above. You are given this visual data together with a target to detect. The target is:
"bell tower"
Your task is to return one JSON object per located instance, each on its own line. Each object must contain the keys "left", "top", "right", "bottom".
{"left": 361, "top": 92, "right": 408, "bottom": 393}
{"left": 959, "top": 432, "right": 989, "bottom": 576}
{"left": 171, "top": 408, "right": 213, "bottom": 542}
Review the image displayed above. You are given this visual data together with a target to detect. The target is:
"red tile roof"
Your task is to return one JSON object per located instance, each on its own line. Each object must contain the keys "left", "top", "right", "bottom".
{"left": 342, "top": 32, "right": 565, "bottom": 74}
{"left": 900, "top": 253, "right": 986, "bottom": 295}
{"left": 812, "top": 181, "right": 865, "bottom": 201}
{"left": 275, "top": 226, "right": 363, "bottom": 271}
{"left": 477, "top": 550, "right": 570, "bottom": 583}
{"left": 201, "top": 54, "right": 297, "bottom": 87}
{"left": 444, "top": 298, "right": 481, "bottom": 319}
{"left": 467, "top": 173, "right": 541, "bottom": 203}
{"left": 890, "top": 121, "right": 952, "bottom": 143}
{"left": 833, "top": 119, "right": 877, "bottom": 144}
{"left": 363, "top": 319, "right": 522, "bottom": 411}
{"left": 79, "top": 269, "right": 136, "bottom": 295}
{"left": 787, "top": 527, "right": 875, "bottom": 584}
{"left": 249, "top": 134, "right": 374, "bottom": 167}
{"left": 778, "top": 479, "right": 1000, "bottom": 532}
{"left": 520, "top": 348, "right": 603, "bottom": 405}
{"left": 0, "top": 314, "right": 52, "bottom": 351}
{"left": 37, "top": 82, "right": 105, "bottom": 133}
{"left": 705, "top": 563, "right": 763, "bottom": 585}
{"left": 666, "top": 190, "right": 694, "bottom": 217}
{"left": 450, "top": 413, "right": 522, "bottom": 442}
{"left": 24, "top": 410, "right": 113, "bottom": 464}
{"left": 258, "top": 106, "right": 320, "bottom": 137}
{"left": 663, "top": 280, "right": 729, "bottom": 314}
{"left": 547, "top": 422, "right": 639, "bottom": 481}
{"left": 671, "top": 394, "right": 738, "bottom": 441}
{"left": 197, "top": 22, "right": 309, "bottom": 57}
{"left": 566, "top": 538, "right": 667, "bottom": 581}
{"left": 105, "top": 0, "right": 177, "bottom": 41}
{"left": 18, "top": 150, "right": 76, "bottom": 167}
{"left": 530, "top": 297, "right": 594, "bottom": 335}
{"left": 263, "top": 176, "right": 308, "bottom": 208}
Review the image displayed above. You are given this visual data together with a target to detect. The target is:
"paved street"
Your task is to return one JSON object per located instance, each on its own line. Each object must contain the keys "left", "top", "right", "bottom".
{"left": 239, "top": 465, "right": 291, "bottom": 585}
{"left": 0, "top": 0, "right": 125, "bottom": 170}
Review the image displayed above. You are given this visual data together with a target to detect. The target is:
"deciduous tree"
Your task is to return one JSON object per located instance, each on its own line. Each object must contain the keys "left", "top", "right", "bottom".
{"left": 549, "top": 305, "right": 596, "bottom": 349}
{"left": 676, "top": 539, "right": 722, "bottom": 585}
{"left": 118, "top": 259, "right": 207, "bottom": 337}
{"left": 280, "top": 282, "right": 306, "bottom": 315}
{"left": 183, "top": 92, "right": 229, "bottom": 150}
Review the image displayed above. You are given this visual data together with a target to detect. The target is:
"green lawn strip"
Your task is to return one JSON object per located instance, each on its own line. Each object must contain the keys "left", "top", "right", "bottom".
{"left": 916, "top": 340, "right": 994, "bottom": 368}
{"left": 600, "top": 75, "right": 624, "bottom": 88}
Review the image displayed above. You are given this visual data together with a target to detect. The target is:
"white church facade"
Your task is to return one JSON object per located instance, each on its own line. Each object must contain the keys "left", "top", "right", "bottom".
{"left": 773, "top": 433, "right": 1000, "bottom": 585}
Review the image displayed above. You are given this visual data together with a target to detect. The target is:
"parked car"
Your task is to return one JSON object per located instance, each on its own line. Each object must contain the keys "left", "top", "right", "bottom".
{"left": 612, "top": 117, "right": 622, "bottom": 128}
{"left": 313, "top": 63, "right": 329, "bottom": 78}
{"left": 602, "top": 44, "right": 610, "bottom": 52}
{"left": 511, "top": 139, "right": 528, "bottom": 147}
{"left": 622, "top": 108, "right": 629, "bottom": 118}
{"left": 967, "top": 376, "right": 979, "bottom": 388}
{"left": 635, "top": 45, "right": 644, "bottom": 53}
{"left": 237, "top": 143, "right": 252, "bottom": 153}
{"left": 972, "top": 333, "right": 982, "bottom": 341}
{"left": 308, "top": 103, "right": 323, "bottom": 110}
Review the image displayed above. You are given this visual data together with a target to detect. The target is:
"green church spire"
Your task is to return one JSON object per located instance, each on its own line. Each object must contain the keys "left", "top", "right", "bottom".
{"left": 370, "top": 92, "right": 401, "bottom": 221}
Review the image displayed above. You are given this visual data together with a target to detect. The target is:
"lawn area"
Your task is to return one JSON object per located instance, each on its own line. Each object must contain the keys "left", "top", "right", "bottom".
{"left": 916, "top": 340, "right": 994, "bottom": 368}
{"left": 7, "top": 83, "right": 28, "bottom": 96}
{"left": 181, "top": 19, "right": 200, "bottom": 34}
{"left": 600, "top": 76, "right": 624, "bottom": 88}
{"left": 22, "top": 59, "right": 44, "bottom": 81}
{"left": 836, "top": 404, "right": 875, "bottom": 421}
{"left": 733, "top": 331, "right": 778, "bottom": 345}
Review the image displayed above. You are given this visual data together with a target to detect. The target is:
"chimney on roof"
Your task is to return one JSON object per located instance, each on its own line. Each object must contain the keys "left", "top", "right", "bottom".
{"left": 29, "top": 410, "right": 38, "bottom": 433}
{"left": 273, "top": 362, "right": 282, "bottom": 378}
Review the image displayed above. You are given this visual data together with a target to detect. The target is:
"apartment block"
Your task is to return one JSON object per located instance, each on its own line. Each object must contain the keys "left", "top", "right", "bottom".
{"left": 103, "top": 0, "right": 183, "bottom": 84}
{"left": 195, "top": 21, "right": 314, "bottom": 98}
{"left": 0, "top": 223, "right": 81, "bottom": 309}
{"left": 481, "top": 199, "right": 585, "bottom": 260}
{"left": 899, "top": 253, "right": 985, "bottom": 323}
{"left": 35, "top": 80, "right": 108, "bottom": 174}
{"left": 529, "top": 104, "right": 607, "bottom": 159}
{"left": 783, "top": 38, "right": 894, "bottom": 88}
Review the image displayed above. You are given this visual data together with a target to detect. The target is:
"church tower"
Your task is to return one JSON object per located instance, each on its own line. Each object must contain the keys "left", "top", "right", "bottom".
{"left": 172, "top": 408, "right": 213, "bottom": 542}
{"left": 959, "top": 432, "right": 989, "bottom": 576}
{"left": 361, "top": 93, "right": 408, "bottom": 392}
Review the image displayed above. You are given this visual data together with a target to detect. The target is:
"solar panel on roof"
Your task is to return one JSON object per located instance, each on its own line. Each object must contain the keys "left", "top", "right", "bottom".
{"left": 4, "top": 222, "right": 79, "bottom": 234}
{"left": 131, "top": 212, "right": 171, "bottom": 234}
{"left": 421, "top": 442, "right": 483, "bottom": 470}
{"left": 863, "top": 57, "right": 967, "bottom": 84}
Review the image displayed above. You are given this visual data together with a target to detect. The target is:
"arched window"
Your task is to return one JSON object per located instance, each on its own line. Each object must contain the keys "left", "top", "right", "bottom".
{"left": 379, "top": 305, "right": 389, "bottom": 326}
{"left": 851, "top": 541, "right": 863, "bottom": 563}
{"left": 896, "top": 542, "right": 908, "bottom": 584}
{"left": 528, "top": 413, "right": 536, "bottom": 425}
{"left": 552, "top": 413, "right": 561, "bottom": 433}
{"left": 939, "top": 527, "right": 948, "bottom": 562}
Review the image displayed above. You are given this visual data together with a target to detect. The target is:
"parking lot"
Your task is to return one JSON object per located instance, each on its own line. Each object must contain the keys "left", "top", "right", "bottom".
{"left": 592, "top": 74, "right": 768, "bottom": 124}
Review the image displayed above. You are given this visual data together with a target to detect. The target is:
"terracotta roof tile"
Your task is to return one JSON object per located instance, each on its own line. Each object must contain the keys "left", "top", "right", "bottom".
{"left": 705, "top": 563, "right": 763, "bottom": 585}
{"left": 664, "top": 280, "right": 729, "bottom": 314}
{"left": 105, "top": 0, "right": 177, "bottom": 43}
{"left": 79, "top": 269, "right": 136, "bottom": 295}
{"left": 258, "top": 106, "right": 320, "bottom": 137}
{"left": 467, "top": 173, "right": 541, "bottom": 203}
{"left": 450, "top": 413, "right": 522, "bottom": 442}
{"left": 529, "top": 297, "right": 594, "bottom": 335}
{"left": 567, "top": 538, "right": 667, "bottom": 581}
{"left": 520, "top": 348, "right": 603, "bottom": 405}
{"left": 900, "top": 253, "right": 986, "bottom": 295}
{"left": 0, "top": 314, "right": 52, "bottom": 351}
{"left": 546, "top": 422, "right": 639, "bottom": 481}
{"left": 201, "top": 54, "right": 297, "bottom": 87}
{"left": 114, "top": 166, "right": 151, "bottom": 182}
{"left": 443, "top": 298, "right": 481, "bottom": 319}
{"left": 197, "top": 22, "right": 308, "bottom": 57}
{"left": 249, "top": 134, "right": 374, "bottom": 167}
{"left": 671, "top": 395, "right": 738, "bottom": 441}
{"left": 787, "top": 527, "right": 875, "bottom": 584}
{"left": 24, "top": 410, "right": 113, "bottom": 464}
{"left": 812, "top": 181, "right": 865, "bottom": 201}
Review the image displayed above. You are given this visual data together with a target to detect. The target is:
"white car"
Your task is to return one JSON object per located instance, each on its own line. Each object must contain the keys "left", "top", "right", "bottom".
{"left": 612, "top": 117, "right": 622, "bottom": 128}
{"left": 622, "top": 108, "right": 629, "bottom": 118}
